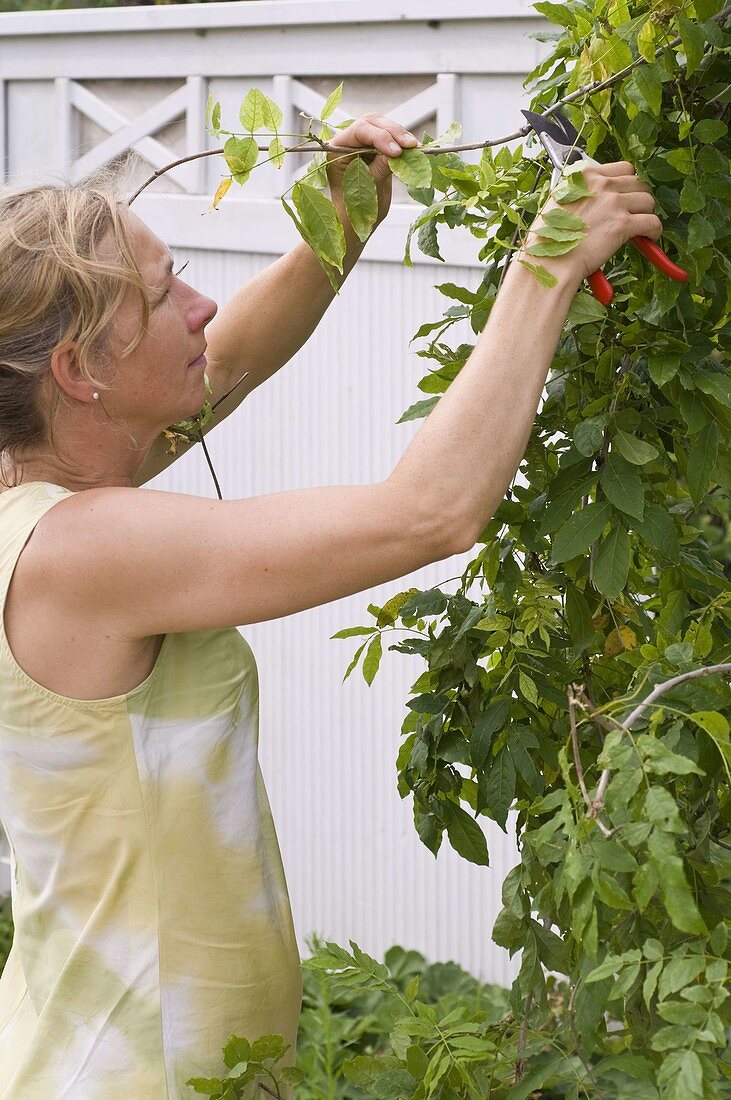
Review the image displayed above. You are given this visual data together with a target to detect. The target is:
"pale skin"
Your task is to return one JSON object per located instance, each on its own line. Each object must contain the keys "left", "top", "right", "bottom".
{"left": 1, "top": 115, "right": 661, "bottom": 702}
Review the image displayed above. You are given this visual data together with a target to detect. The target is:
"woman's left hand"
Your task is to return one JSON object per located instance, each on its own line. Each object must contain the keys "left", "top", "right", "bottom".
{"left": 325, "top": 113, "right": 419, "bottom": 230}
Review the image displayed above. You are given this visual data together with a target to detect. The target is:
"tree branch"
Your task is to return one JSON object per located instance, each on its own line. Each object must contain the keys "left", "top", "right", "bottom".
{"left": 568, "top": 684, "right": 614, "bottom": 837}
{"left": 127, "top": 4, "right": 731, "bottom": 205}
{"left": 593, "top": 662, "right": 731, "bottom": 812}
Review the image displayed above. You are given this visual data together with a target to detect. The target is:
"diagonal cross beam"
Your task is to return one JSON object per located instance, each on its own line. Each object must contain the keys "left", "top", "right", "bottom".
{"left": 58, "top": 78, "right": 204, "bottom": 192}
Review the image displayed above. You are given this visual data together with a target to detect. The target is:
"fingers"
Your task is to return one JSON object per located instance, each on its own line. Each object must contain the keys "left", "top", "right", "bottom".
{"left": 630, "top": 213, "right": 664, "bottom": 241}
{"left": 624, "top": 190, "right": 656, "bottom": 213}
{"left": 592, "top": 160, "right": 638, "bottom": 177}
{"left": 337, "top": 114, "right": 419, "bottom": 157}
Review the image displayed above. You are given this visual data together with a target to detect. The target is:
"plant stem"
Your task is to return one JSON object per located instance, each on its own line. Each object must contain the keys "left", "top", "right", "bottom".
{"left": 128, "top": 3, "right": 731, "bottom": 205}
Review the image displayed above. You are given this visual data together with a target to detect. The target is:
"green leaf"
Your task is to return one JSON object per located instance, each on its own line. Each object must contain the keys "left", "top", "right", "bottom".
{"left": 470, "top": 699, "right": 510, "bottom": 769}
{"left": 542, "top": 208, "right": 586, "bottom": 232}
{"left": 679, "top": 179, "right": 705, "bottom": 213}
{"left": 388, "top": 147, "right": 433, "bottom": 191}
{"left": 633, "top": 64, "right": 663, "bottom": 116}
{"left": 223, "top": 136, "right": 259, "bottom": 184}
{"left": 239, "top": 87, "right": 270, "bottom": 133}
{"left": 552, "top": 168, "right": 594, "bottom": 204}
{"left": 321, "top": 82, "right": 343, "bottom": 121}
{"left": 678, "top": 16, "right": 706, "bottom": 76}
{"left": 533, "top": 1, "right": 576, "bottom": 26}
{"left": 551, "top": 500, "right": 612, "bottom": 563}
{"left": 186, "top": 1078, "right": 224, "bottom": 1094}
{"left": 639, "top": 736, "right": 704, "bottom": 776}
{"left": 693, "top": 370, "right": 731, "bottom": 408}
{"left": 342, "top": 155, "right": 379, "bottom": 242}
{"left": 600, "top": 451, "right": 645, "bottom": 520}
{"left": 223, "top": 1036, "right": 251, "bottom": 1069}
{"left": 517, "top": 259, "right": 558, "bottom": 287}
{"left": 249, "top": 1034, "right": 287, "bottom": 1062}
{"left": 406, "top": 1044, "right": 429, "bottom": 1080}
{"left": 574, "top": 415, "right": 608, "bottom": 456}
{"left": 396, "top": 396, "right": 439, "bottom": 423}
{"left": 632, "top": 502, "right": 679, "bottom": 560}
{"left": 687, "top": 212, "right": 714, "bottom": 250}
{"left": 613, "top": 430, "right": 659, "bottom": 465}
{"left": 686, "top": 420, "right": 719, "bottom": 507}
{"left": 268, "top": 136, "right": 286, "bottom": 170}
{"left": 479, "top": 750, "right": 516, "bottom": 830}
{"left": 645, "top": 787, "right": 684, "bottom": 832}
{"left": 417, "top": 219, "right": 444, "bottom": 262}
{"left": 292, "top": 181, "right": 347, "bottom": 272}
{"left": 565, "top": 582, "right": 596, "bottom": 651}
{"left": 585, "top": 954, "right": 621, "bottom": 983}
{"left": 637, "top": 17, "right": 657, "bottom": 62}
{"left": 261, "top": 96, "right": 283, "bottom": 132}
{"left": 647, "top": 831, "right": 708, "bottom": 935}
{"left": 592, "top": 523, "right": 630, "bottom": 601}
{"left": 694, "top": 118, "right": 727, "bottom": 143}
{"left": 400, "top": 587, "right": 449, "bottom": 617}
{"left": 566, "top": 292, "right": 608, "bottom": 328}
{"left": 657, "top": 1050, "right": 703, "bottom": 1096}
{"left": 533, "top": 224, "right": 584, "bottom": 244}
{"left": 658, "top": 956, "right": 706, "bottom": 1000}
{"left": 689, "top": 710, "right": 729, "bottom": 738}
{"left": 442, "top": 802, "right": 489, "bottom": 865}
{"left": 518, "top": 670, "right": 539, "bottom": 706}
{"left": 648, "top": 353, "right": 681, "bottom": 386}
{"left": 526, "top": 237, "right": 583, "bottom": 257}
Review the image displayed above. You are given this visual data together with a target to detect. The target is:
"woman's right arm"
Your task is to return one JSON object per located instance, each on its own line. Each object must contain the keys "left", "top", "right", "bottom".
{"left": 386, "top": 160, "right": 662, "bottom": 549}
{"left": 29, "top": 162, "right": 661, "bottom": 637}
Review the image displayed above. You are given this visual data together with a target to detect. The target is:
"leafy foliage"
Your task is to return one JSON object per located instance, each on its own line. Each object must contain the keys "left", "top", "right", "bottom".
{"left": 323, "top": 0, "right": 731, "bottom": 1093}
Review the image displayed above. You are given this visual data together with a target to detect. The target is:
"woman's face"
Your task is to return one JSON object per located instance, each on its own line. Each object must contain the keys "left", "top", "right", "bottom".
{"left": 100, "top": 206, "right": 219, "bottom": 441}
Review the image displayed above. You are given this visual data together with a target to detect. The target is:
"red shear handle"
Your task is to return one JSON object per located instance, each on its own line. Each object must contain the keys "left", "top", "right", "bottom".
{"left": 587, "top": 269, "right": 614, "bottom": 307}
{"left": 631, "top": 236, "right": 689, "bottom": 282}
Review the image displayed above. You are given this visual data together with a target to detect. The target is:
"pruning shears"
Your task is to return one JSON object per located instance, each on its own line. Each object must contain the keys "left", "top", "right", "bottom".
{"left": 521, "top": 107, "right": 689, "bottom": 306}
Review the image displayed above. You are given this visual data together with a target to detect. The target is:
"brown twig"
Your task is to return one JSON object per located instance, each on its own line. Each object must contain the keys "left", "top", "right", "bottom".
{"left": 568, "top": 684, "right": 614, "bottom": 837}
{"left": 127, "top": 4, "right": 731, "bottom": 205}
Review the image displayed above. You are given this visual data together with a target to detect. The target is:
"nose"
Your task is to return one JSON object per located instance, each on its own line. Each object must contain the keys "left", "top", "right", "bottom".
{"left": 197, "top": 292, "right": 218, "bottom": 330}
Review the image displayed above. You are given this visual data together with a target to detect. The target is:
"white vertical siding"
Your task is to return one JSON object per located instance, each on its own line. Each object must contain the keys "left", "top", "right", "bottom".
{"left": 147, "top": 249, "right": 521, "bottom": 983}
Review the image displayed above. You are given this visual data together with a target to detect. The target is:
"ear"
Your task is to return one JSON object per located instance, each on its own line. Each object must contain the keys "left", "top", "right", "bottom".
{"left": 48, "top": 341, "right": 95, "bottom": 404}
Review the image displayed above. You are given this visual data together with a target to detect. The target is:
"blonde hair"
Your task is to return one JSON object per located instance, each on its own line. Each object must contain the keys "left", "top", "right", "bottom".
{"left": 0, "top": 157, "right": 153, "bottom": 488}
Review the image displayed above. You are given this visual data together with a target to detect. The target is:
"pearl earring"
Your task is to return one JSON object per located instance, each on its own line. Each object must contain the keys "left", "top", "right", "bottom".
{"left": 92, "top": 392, "right": 99, "bottom": 400}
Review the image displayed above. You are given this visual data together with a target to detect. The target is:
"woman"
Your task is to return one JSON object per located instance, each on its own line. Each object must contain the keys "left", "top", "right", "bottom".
{"left": 0, "top": 110, "right": 661, "bottom": 1097}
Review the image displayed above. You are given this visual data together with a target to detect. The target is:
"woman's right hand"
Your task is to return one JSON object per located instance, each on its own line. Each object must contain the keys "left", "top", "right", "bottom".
{"left": 519, "top": 161, "right": 664, "bottom": 283}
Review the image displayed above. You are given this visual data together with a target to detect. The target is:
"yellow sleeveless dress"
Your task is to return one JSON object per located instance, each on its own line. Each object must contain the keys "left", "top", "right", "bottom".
{"left": 0, "top": 482, "right": 302, "bottom": 1099}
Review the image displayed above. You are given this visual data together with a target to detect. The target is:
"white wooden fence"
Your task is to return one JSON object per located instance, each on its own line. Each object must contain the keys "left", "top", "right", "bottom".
{"left": 0, "top": 0, "right": 551, "bottom": 985}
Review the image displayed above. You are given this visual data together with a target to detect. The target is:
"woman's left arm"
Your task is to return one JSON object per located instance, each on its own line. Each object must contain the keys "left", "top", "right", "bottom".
{"left": 203, "top": 113, "right": 418, "bottom": 399}
{"left": 132, "top": 115, "right": 416, "bottom": 487}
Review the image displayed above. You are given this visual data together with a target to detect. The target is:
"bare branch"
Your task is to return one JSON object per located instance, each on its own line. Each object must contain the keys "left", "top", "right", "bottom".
{"left": 568, "top": 684, "right": 592, "bottom": 810}
{"left": 569, "top": 684, "right": 615, "bottom": 837}
{"left": 593, "top": 662, "right": 731, "bottom": 811}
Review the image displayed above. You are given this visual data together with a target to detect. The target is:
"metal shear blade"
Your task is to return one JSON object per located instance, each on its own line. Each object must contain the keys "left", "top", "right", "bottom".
{"left": 521, "top": 108, "right": 584, "bottom": 170}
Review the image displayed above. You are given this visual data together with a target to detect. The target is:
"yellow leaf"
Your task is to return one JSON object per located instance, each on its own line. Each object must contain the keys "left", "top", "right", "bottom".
{"left": 603, "top": 625, "right": 637, "bottom": 658}
{"left": 208, "top": 176, "right": 233, "bottom": 212}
